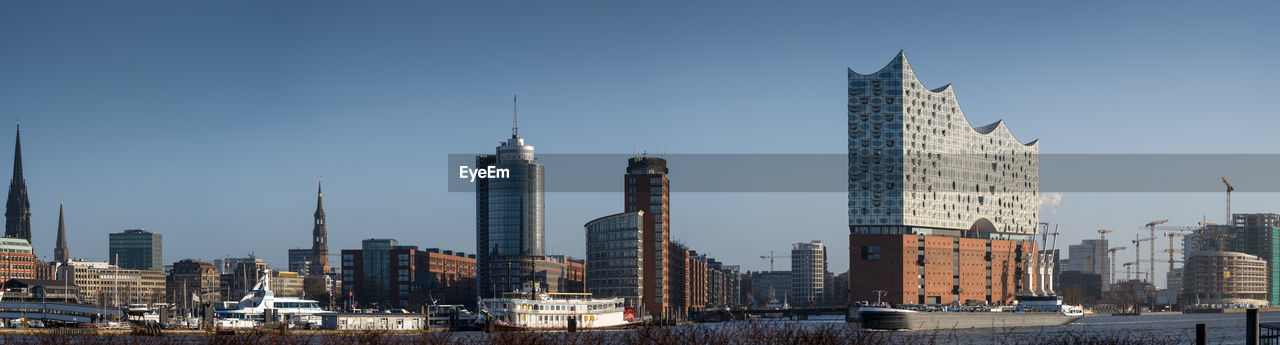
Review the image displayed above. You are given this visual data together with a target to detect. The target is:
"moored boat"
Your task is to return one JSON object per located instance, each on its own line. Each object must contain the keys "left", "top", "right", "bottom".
{"left": 859, "top": 295, "right": 1083, "bottom": 331}
{"left": 478, "top": 283, "right": 639, "bottom": 331}
{"left": 213, "top": 269, "right": 327, "bottom": 329}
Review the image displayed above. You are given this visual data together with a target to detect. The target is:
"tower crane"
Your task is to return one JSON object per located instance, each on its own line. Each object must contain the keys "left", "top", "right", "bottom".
{"left": 1131, "top": 233, "right": 1155, "bottom": 283}
{"left": 1123, "top": 262, "right": 1135, "bottom": 281}
{"left": 1143, "top": 219, "right": 1168, "bottom": 284}
{"left": 1222, "top": 177, "right": 1234, "bottom": 225}
{"left": 1098, "top": 229, "right": 1113, "bottom": 240}
{"left": 759, "top": 251, "right": 790, "bottom": 272}
{"left": 1108, "top": 246, "right": 1126, "bottom": 287}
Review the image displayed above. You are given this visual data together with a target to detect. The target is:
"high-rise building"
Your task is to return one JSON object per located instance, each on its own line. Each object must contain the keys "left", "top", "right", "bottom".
{"left": 309, "top": 179, "right": 330, "bottom": 276}
{"left": 108, "top": 229, "right": 163, "bottom": 270}
{"left": 847, "top": 52, "right": 1040, "bottom": 305}
{"left": 1234, "top": 213, "right": 1280, "bottom": 228}
{"left": 5, "top": 124, "right": 31, "bottom": 243}
{"left": 791, "top": 240, "right": 827, "bottom": 306}
{"left": 624, "top": 156, "right": 670, "bottom": 319}
{"left": 289, "top": 248, "right": 313, "bottom": 276}
{"left": 585, "top": 211, "right": 645, "bottom": 310}
{"left": 54, "top": 201, "right": 69, "bottom": 263}
{"left": 1066, "top": 239, "right": 1109, "bottom": 290}
{"left": 476, "top": 98, "right": 545, "bottom": 299}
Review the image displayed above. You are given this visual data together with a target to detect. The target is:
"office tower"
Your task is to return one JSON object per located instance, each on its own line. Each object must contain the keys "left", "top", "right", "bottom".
{"left": 1066, "top": 239, "right": 1110, "bottom": 291}
{"left": 289, "top": 248, "right": 314, "bottom": 275}
{"left": 476, "top": 98, "right": 545, "bottom": 298}
{"left": 585, "top": 211, "right": 645, "bottom": 310}
{"left": 624, "top": 156, "right": 670, "bottom": 319}
{"left": 791, "top": 240, "right": 827, "bottom": 306}
{"left": 108, "top": 229, "right": 163, "bottom": 270}
{"left": 5, "top": 124, "right": 30, "bottom": 242}
{"left": 848, "top": 52, "right": 1040, "bottom": 304}
{"left": 54, "top": 201, "right": 68, "bottom": 263}
{"left": 309, "top": 179, "right": 331, "bottom": 276}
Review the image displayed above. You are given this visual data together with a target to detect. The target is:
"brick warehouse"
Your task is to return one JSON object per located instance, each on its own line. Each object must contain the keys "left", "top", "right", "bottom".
{"left": 847, "top": 52, "right": 1040, "bottom": 305}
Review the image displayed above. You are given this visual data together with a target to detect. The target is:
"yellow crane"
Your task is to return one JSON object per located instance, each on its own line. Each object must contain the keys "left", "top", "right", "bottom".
{"left": 1108, "top": 246, "right": 1127, "bottom": 286}
{"left": 1222, "top": 177, "right": 1234, "bottom": 224}
{"left": 1142, "top": 220, "right": 1168, "bottom": 283}
{"left": 759, "top": 251, "right": 790, "bottom": 272}
{"left": 1098, "top": 229, "right": 1113, "bottom": 240}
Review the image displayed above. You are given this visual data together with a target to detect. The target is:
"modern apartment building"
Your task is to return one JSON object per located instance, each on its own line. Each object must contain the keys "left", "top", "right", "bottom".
{"left": 791, "top": 240, "right": 827, "bottom": 306}
{"left": 1181, "top": 251, "right": 1268, "bottom": 306}
{"left": 585, "top": 211, "right": 645, "bottom": 310}
{"left": 108, "top": 229, "right": 163, "bottom": 271}
{"left": 848, "top": 52, "right": 1040, "bottom": 305}
{"left": 624, "top": 156, "right": 671, "bottom": 319}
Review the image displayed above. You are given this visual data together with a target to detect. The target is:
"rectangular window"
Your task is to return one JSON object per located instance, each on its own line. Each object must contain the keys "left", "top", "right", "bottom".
{"left": 649, "top": 205, "right": 663, "bottom": 213}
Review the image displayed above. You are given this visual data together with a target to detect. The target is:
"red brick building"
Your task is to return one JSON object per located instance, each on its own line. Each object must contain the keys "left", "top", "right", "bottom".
{"left": 850, "top": 235, "right": 1036, "bottom": 305}
{"left": 0, "top": 238, "right": 36, "bottom": 280}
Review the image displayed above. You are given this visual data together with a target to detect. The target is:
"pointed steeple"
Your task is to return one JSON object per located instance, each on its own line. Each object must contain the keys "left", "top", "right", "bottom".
{"left": 4, "top": 122, "right": 31, "bottom": 242}
{"left": 309, "top": 176, "right": 330, "bottom": 276}
{"left": 54, "top": 200, "right": 68, "bottom": 263}
{"left": 315, "top": 176, "right": 325, "bottom": 218}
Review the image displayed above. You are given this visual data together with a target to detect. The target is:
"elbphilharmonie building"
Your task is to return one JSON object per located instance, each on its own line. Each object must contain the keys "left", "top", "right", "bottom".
{"left": 848, "top": 52, "right": 1041, "bottom": 305}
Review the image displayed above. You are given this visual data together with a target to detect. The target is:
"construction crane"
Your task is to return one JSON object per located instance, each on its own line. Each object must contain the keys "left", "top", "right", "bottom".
{"left": 1143, "top": 219, "right": 1169, "bottom": 284}
{"left": 1131, "top": 233, "right": 1155, "bottom": 283}
{"left": 1222, "top": 177, "right": 1234, "bottom": 225}
{"left": 759, "top": 251, "right": 790, "bottom": 271}
{"left": 1098, "top": 229, "right": 1113, "bottom": 240}
{"left": 1163, "top": 232, "right": 1187, "bottom": 274}
{"left": 1108, "top": 246, "right": 1126, "bottom": 287}
{"left": 1123, "top": 262, "right": 1135, "bottom": 281}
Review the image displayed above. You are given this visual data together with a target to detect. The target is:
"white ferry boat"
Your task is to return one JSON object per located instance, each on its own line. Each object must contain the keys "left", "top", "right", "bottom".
{"left": 478, "top": 283, "right": 639, "bottom": 331}
{"left": 213, "top": 269, "right": 327, "bottom": 329}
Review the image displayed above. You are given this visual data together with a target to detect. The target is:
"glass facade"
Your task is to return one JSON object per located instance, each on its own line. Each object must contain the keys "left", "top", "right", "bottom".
{"left": 848, "top": 52, "right": 1039, "bottom": 236}
{"left": 361, "top": 238, "right": 396, "bottom": 305}
{"left": 476, "top": 135, "right": 545, "bottom": 298}
{"left": 108, "top": 229, "right": 162, "bottom": 270}
{"left": 585, "top": 211, "right": 644, "bottom": 308}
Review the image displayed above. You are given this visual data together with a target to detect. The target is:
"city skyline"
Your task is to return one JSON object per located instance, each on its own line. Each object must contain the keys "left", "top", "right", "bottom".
{"left": 1, "top": 1, "right": 1278, "bottom": 285}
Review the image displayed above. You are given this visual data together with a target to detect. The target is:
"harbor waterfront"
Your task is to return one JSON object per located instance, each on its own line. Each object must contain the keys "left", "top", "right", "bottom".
{"left": 0, "top": 312, "right": 1269, "bottom": 344}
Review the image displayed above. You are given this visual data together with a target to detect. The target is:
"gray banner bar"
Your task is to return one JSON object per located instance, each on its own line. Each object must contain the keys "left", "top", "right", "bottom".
{"left": 447, "top": 154, "right": 1280, "bottom": 193}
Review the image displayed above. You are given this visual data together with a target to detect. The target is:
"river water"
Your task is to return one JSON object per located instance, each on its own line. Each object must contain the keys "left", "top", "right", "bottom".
{"left": 726, "top": 311, "right": 1276, "bottom": 344}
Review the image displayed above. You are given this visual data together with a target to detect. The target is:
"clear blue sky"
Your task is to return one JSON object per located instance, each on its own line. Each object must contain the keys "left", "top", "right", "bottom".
{"left": 0, "top": 1, "right": 1276, "bottom": 284}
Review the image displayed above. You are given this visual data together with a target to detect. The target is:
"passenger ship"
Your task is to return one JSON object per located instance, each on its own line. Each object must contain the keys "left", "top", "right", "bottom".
{"left": 213, "top": 269, "right": 327, "bottom": 329}
{"left": 479, "top": 283, "right": 639, "bottom": 331}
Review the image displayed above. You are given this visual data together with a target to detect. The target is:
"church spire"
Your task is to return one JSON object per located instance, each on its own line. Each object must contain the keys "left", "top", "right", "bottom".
{"left": 5, "top": 122, "right": 31, "bottom": 242}
{"left": 309, "top": 176, "right": 330, "bottom": 276}
{"left": 54, "top": 200, "right": 68, "bottom": 263}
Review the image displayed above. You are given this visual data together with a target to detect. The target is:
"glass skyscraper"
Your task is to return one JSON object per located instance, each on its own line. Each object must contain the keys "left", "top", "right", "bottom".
{"left": 108, "top": 228, "right": 163, "bottom": 271}
{"left": 476, "top": 118, "right": 545, "bottom": 298}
